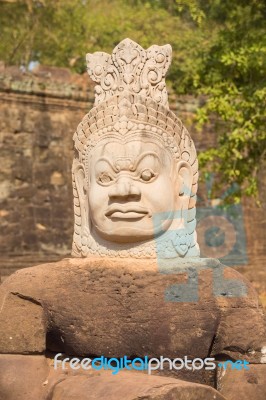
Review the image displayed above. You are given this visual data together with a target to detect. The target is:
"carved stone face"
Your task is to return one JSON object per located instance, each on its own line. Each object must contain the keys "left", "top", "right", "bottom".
{"left": 87, "top": 137, "right": 186, "bottom": 243}
{"left": 73, "top": 39, "right": 199, "bottom": 256}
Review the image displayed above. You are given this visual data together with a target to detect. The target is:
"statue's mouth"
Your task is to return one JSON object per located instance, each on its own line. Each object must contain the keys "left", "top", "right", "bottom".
{"left": 105, "top": 206, "right": 150, "bottom": 220}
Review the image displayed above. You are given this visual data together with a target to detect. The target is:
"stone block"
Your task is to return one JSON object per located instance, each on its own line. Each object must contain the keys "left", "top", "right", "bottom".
{"left": 217, "top": 363, "right": 266, "bottom": 400}
{"left": 0, "top": 355, "right": 49, "bottom": 400}
{"left": 0, "top": 257, "right": 264, "bottom": 364}
{"left": 51, "top": 370, "right": 226, "bottom": 400}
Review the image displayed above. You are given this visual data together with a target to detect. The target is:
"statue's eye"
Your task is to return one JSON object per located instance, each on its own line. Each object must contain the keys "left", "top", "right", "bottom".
{"left": 140, "top": 169, "right": 156, "bottom": 182}
{"left": 98, "top": 173, "right": 113, "bottom": 184}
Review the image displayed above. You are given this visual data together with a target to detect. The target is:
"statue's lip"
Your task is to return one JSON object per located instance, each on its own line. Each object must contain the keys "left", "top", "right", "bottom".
{"left": 105, "top": 206, "right": 150, "bottom": 218}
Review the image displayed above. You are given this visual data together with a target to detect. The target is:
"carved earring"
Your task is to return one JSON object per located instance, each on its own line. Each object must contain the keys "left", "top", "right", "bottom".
{"left": 172, "top": 229, "right": 191, "bottom": 257}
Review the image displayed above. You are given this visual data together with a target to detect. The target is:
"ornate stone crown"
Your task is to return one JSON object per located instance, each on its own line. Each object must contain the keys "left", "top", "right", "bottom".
{"left": 74, "top": 39, "right": 197, "bottom": 165}
{"left": 87, "top": 38, "right": 172, "bottom": 106}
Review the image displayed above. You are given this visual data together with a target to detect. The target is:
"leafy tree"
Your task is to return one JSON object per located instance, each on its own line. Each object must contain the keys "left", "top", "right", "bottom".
{"left": 188, "top": 0, "right": 266, "bottom": 203}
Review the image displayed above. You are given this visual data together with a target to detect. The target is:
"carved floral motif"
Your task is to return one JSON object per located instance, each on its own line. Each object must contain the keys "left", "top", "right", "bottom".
{"left": 86, "top": 39, "right": 172, "bottom": 107}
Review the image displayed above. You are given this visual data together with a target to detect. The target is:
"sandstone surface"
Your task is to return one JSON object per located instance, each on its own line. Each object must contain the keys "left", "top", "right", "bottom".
{"left": 50, "top": 370, "right": 226, "bottom": 400}
{"left": 217, "top": 363, "right": 266, "bottom": 400}
{"left": 0, "top": 354, "right": 226, "bottom": 400}
{"left": 0, "top": 257, "right": 264, "bottom": 364}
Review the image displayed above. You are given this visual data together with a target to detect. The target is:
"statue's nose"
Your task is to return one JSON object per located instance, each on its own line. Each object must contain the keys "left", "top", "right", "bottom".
{"left": 108, "top": 176, "right": 141, "bottom": 201}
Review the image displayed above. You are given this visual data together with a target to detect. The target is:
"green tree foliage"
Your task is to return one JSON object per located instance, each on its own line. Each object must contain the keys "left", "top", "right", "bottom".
{"left": 0, "top": 0, "right": 265, "bottom": 202}
{"left": 187, "top": 0, "right": 266, "bottom": 203}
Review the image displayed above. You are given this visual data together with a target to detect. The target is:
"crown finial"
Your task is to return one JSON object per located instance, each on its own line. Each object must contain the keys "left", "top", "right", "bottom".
{"left": 86, "top": 38, "right": 172, "bottom": 107}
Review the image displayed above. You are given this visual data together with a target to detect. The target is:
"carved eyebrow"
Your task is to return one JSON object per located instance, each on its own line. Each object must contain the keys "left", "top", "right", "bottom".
{"left": 95, "top": 152, "right": 160, "bottom": 173}
{"left": 132, "top": 151, "right": 160, "bottom": 170}
{"left": 94, "top": 157, "right": 117, "bottom": 173}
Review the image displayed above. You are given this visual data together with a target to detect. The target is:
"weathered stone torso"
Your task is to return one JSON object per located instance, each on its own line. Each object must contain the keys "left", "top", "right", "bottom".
{"left": 0, "top": 257, "right": 264, "bottom": 363}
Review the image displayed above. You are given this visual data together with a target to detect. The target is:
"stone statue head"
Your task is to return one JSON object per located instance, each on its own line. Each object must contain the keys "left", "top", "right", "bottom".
{"left": 72, "top": 39, "right": 199, "bottom": 259}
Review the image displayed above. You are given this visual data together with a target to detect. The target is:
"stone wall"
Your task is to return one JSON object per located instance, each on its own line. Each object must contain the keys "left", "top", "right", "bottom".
{"left": 0, "top": 65, "right": 91, "bottom": 276}
{"left": 0, "top": 64, "right": 265, "bottom": 304}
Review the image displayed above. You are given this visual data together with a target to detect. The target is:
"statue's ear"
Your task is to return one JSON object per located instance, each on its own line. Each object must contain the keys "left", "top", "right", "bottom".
{"left": 74, "top": 162, "right": 87, "bottom": 200}
{"left": 175, "top": 161, "right": 193, "bottom": 217}
{"left": 72, "top": 160, "right": 89, "bottom": 243}
{"left": 177, "top": 161, "right": 193, "bottom": 197}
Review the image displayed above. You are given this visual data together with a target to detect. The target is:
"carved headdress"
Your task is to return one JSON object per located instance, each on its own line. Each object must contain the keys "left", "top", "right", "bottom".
{"left": 72, "top": 39, "right": 199, "bottom": 259}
